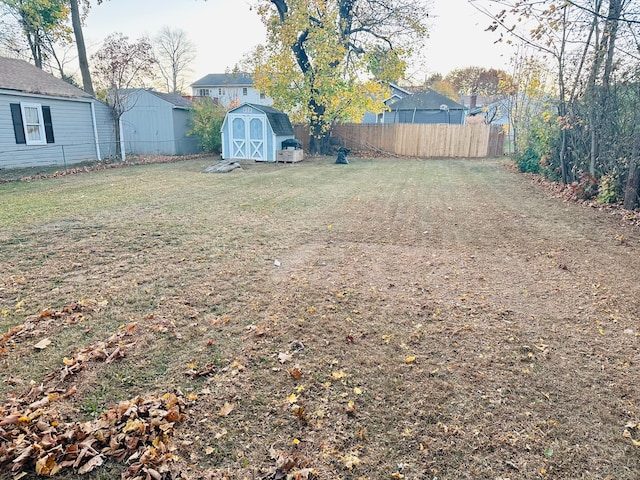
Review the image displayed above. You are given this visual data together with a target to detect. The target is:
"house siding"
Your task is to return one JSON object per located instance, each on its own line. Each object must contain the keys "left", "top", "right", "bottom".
{"left": 0, "top": 92, "right": 116, "bottom": 169}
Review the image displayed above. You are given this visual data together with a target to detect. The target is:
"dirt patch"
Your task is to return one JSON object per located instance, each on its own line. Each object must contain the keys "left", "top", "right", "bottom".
{"left": 1, "top": 157, "right": 639, "bottom": 479}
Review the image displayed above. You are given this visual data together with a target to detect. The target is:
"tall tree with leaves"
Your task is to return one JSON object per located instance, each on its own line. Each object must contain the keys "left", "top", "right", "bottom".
{"left": 252, "top": 0, "right": 431, "bottom": 154}
{"left": 92, "top": 33, "right": 156, "bottom": 159}
{"left": 0, "top": 0, "right": 70, "bottom": 68}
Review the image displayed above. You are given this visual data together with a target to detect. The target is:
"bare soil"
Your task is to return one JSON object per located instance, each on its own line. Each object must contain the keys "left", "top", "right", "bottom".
{"left": 1, "top": 157, "right": 639, "bottom": 479}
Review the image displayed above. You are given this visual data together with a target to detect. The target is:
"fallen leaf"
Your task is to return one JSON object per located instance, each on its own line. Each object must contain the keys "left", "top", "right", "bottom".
{"left": 33, "top": 338, "right": 52, "bottom": 350}
{"left": 286, "top": 393, "right": 298, "bottom": 404}
{"left": 342, "top": 453, "right": 361, "bottom": 469}
{"left": 331, "top": 371, "right": 347, "bottom": 380}
{"left": 405, "top": 356, "right": 416, "bottom": 364}
{"left": 278, "top": 352, "right": 293, "bottom": 363}
{"left": 204, "top": 446, "right": 215, "bottom": 455}
{"left": 219, "top": 402, "right": 235, "bottom": 416}
{"left": 288, "top": 365, "right": 303, "bottom": 380}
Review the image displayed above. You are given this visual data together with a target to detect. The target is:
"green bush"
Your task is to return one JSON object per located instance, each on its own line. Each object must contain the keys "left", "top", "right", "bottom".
{"left": 516, "top": 146, "right": 541, "bottom": 173}
{"left": 598, "top": 172, "right": 619, "bottom": 204}
{"left": 188, "top": 98, "right": 227, "bottom": 153}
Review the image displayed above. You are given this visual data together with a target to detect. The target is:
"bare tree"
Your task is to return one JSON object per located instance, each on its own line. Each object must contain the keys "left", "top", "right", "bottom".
{"left": 92, "top": 33, "right": 156, "bottom": 159}
{"left": 152, "top": 26, "right": 196, "bottom": 94}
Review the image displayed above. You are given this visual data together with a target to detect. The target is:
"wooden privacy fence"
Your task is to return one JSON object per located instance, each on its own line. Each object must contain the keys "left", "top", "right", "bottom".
{"left": 293, "top": 123, "right": 505, "bottom": 158}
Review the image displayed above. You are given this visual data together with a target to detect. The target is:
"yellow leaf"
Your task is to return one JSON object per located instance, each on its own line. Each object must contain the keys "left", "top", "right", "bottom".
{"left": 286, "top": 393, "right": 298, "bottom": 403}
{"left": 632, "top": 439, "right": 640, "bottom": 447}
{"left": 405, "top": 356, "right": 416, "bottom": 364}
{"left": 187, "top": 393, "right": 198, "bottom": 401}
{"left": 292, "top": 438, "right": 300, "bottom": 445}
{"left": 342, "top": 453, "right": 360, "bottom": 469}
{"left": 204, "top": 446, "right": 215, "bottom": 455}
{"left": 354, "top": 387, "right": 362, "bottom": 395}
{"left": 295, "top": 385, "right": 305, "bottom": 393}
{"left": 331, "top": 371, "right": 347, "bottom": 380}
{"left": 219, "top": 402, "right": 235, "bottom": 416}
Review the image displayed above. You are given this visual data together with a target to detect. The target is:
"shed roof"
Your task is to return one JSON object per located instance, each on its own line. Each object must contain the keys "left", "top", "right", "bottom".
{"left": 229, "top": 103, "right": 294, "bottom": 136}
{"left": 192, "top": 72, "right": 254, "bottom": 87}
{"left": 0, "top": 56, "right": 92, "bottom": 99}
{"left": 146, "top": 90, "right": 193, "bottom": 108}
{"left": 389, "top": 88, "right": 465, "bottom": 111}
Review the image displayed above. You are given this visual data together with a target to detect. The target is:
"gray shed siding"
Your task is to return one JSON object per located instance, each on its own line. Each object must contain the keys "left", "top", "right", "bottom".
{"left": 120, "top": 90, "right": 200, "bottom": 156}
{"left": 0, "top": 92, "right": 116, "bottom": 169}
{"left": 171, "top": 109, "right": 200, "bottom": 155}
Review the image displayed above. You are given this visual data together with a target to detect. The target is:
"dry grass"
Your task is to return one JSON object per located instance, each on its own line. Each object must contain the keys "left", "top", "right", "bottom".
{"left": 1, "top": 156, "right": 640, "bottom": 479}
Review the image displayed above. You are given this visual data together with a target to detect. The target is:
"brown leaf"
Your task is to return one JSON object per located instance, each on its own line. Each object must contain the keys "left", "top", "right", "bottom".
{"left": 77, "top": 454, "right": 104, "bottom": 474}
{"left": 218, "top": 402, "right": 235, "bottom": 417}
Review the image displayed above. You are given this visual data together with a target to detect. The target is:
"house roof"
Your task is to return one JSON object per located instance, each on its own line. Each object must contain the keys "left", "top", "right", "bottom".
{"left": 192, "top": 72, "right": 254, "bottom": 88}
{"left": 388, "top": 88, "right": 465, "bottom": 111}
{"left": 229, "top": 103, "right": 294, "bottom": 136}
{"left": 0, "top": 56, "right": 92, "bottom": 99}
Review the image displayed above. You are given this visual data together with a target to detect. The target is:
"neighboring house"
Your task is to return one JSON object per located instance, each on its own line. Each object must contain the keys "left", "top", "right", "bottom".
{"left": 468, "top": 97, "right": 510, "bottom": 127}
{"left": 0, "top": 56, "right": 116, "bottom": 169}
{"left": 191, "top": 72, "right": 272, "bottom": 107}
{"left": 382, "top": 88, "right": 466, "bottom": 124}
{"left": 221, "top": 103, "right": 295, "bottom": 162}
{"left": 120, "top": 89, "right": 201, "bottom": 156}
{"left": 362, "top": 82, "right": 412, "bottom": 124}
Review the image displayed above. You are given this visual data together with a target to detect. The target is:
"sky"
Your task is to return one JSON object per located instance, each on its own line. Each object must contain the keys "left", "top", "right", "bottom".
{"left": 82, "top": 0, "right": 515, "bottom": 86}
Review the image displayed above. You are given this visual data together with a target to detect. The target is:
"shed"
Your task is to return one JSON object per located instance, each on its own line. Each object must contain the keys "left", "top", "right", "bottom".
{"left": 0, "top": 56, "right": 116, "bottom": 169}
{"left": 120, "top": 89, "right": 200, "bottom": 156}
{"left": 382, "top": 88, "right": 466, "bottom": 125}
{"left": 221, "top": 103, "right": 295, "bottom": 162}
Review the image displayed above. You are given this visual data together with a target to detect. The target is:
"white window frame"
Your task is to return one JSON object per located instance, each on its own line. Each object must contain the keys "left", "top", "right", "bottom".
{"left": 20, "top": 103, "right": 46, "bottom": 146}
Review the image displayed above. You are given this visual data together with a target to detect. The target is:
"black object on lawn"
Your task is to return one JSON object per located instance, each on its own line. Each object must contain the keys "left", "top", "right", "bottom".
{"left": 335, "top": 147, "right": 350, "bottom": 164}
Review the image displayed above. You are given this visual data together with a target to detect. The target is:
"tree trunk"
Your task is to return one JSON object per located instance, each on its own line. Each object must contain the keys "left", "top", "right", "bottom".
{"left": 70, "top": 0, "right": 94, "bottom": 95}
{"left": 623, "top": 159, "right": 640, "bottom": 210}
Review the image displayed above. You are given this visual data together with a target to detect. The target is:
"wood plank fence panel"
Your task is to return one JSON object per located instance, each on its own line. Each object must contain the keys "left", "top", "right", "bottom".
{"left": 293, "top": 123, "right": 504, "bottom": 158}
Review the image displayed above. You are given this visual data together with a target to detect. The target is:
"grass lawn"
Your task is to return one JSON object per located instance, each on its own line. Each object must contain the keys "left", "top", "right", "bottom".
{"left": 1, "top": 156, "right": 639, "bottom": 479}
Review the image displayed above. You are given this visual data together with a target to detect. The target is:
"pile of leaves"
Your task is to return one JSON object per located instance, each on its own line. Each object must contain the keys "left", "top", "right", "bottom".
{"left": 0, "top": 389, "right": 187, "bottom": 478}
{"left": 0, "top": 303, "right": 189, "bottom": 478}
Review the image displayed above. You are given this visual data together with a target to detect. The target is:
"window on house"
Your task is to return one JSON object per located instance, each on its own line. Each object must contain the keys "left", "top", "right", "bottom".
{"left": 260, "top": 93, "right": 266, "bottom": 99}
{"left": 198, "top": 89, "right": 210, "bottom": 96}
{"left": 10, "top": 103, "right": 54, "bottom": 145}
{"left": 218, "top": 88, "right": 225, "bottom": 96}
{"left": 242, "top": 87, "right": 248, "bottom": 96}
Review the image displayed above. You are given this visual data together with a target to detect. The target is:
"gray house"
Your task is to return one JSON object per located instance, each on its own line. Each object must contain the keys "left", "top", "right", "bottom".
{"left": 221, "top": 103, "right": 295, "bottom": 162}
{"left": 0, "top": 56, "right": 116, "bottom": 169}
{"left": 362, "top": 83, "right": 412, "bottom": 124}
{"left": 382, "top": 88, "right": 466, "bottom": 124}
{"left": 120, "top": 89, "right": 200, "bottom": 156}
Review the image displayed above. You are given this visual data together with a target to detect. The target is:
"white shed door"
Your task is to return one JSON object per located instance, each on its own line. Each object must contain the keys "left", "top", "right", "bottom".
{"left": 230, "top": 113, "right": 266, "bottom": 160}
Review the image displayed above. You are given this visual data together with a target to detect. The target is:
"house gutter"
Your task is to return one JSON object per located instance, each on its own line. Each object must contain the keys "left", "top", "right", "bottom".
{"left": 90, "top": 101, "right": 102, "bottom": 161}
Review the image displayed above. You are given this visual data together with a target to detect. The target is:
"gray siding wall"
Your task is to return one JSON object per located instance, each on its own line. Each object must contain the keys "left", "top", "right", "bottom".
{"left": 121, "top": 90, "right": 200, "bottom": 156}
{"left": 0, "top": 93, "right": 114, "bottom": 169}
{"left": 93, "top": 100, "right": 117, "bottom": 159}
{"left": 172, "top": 109, "right": 200, "bottom": 155}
